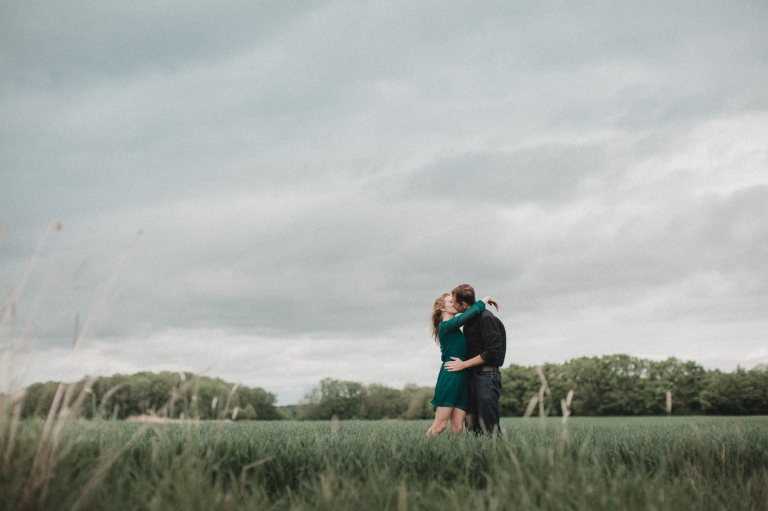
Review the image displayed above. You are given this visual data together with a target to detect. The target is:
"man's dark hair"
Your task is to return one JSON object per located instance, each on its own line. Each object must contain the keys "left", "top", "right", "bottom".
{"left": 451, "top": 284, "right": 476, "bottom": 306}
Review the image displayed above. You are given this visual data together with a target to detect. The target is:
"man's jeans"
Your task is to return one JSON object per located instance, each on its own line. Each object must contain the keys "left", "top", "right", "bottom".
{"left": 466, "top": 371, "right": 502, "bottom": 435}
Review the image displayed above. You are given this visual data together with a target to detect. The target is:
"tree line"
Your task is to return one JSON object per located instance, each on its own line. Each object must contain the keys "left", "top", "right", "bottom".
{"left": 20, "top": 371, "right": 283, "bottom": 420}
{"left": 501, "top": 355, "right": 768, "bottom": 416}
{"left": 297, "top": 355, "right": 768, "bottom": 419}
{"left": 15, "top": 355, "right": 768, "bottom": 420}
{"left": 293, "top": 379, "right": 435, "bottom": 420}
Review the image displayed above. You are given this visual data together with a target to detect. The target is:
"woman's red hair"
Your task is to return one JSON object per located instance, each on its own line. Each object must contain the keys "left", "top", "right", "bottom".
{"left": 430, "top": 293, "right": 449, "bottom": 345}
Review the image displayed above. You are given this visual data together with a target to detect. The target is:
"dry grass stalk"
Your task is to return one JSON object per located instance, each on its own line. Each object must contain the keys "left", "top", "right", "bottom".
{"left": 397, "top": 481, "right": 408, "bottom": 511}
{"left": 535, "top": 366, "right": 549, "bottom": 390}
{"left": 560, "top": 389, "right": 574, "bottom": 424}
{"left": 5, "top": 226, "right": 142, "bottom": 511}
{"left": 19, "top": 371, "right": 165, "bottom": 509}
{"left": 155, "top": 376, "right": 199, "bottom": 419}
{"left": 219, "top": 382, "right": 240, "bottom": 420}
{"left": 18, "top": 376, "right": 97, "bottom": 510}
{"left": 29, "top": 382, "right": 66, "bottom": 470}
{"left": 331, "top": 414, "right": 339, "bottom": 436}
{"left": 523, "top": 395, "right": 538, "bottom": 419}
{"left": 239, "top": 455, "right": 275, "bottom": 483}
{"left": 535, "top": 366, "right": 550, "bottom": 419}
{"left": 2, "top": 221, "right": 62, "bottom": 323}
{"left": 1, "top": 221, "right": 65, "bottom": 393}
{"left": 509, "top": 451, "right": 524, "bottom": 481}
{"left": 3, "top": 389, "right": 26, "bottom": 463}
{"left": 320, "top": 473, "right": 332, "bottom": 501}
{"left": 97, "top": 383, "right": 125, "bottom": 419}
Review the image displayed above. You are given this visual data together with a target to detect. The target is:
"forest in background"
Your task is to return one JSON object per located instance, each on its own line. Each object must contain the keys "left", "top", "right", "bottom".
{"left": 20, "top": 371, "right": 283, "bottom": 421}
{"left": 17, "top": 355, "right": 768, "bottom": 420}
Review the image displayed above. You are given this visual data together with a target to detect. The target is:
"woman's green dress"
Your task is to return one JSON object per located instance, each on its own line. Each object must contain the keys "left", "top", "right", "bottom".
{"left": 430, "top": 300, "right": 486, "bottom": 411}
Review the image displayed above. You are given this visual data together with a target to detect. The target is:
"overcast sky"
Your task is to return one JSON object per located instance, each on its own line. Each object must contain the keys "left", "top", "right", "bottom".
{"left": 2, "top": 1, "right": 767, "bottom": 404}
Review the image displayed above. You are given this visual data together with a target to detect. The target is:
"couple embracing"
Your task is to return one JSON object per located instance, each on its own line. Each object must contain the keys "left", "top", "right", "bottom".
{"left": 427, "top": 284, "right": 506, "bottom": 436}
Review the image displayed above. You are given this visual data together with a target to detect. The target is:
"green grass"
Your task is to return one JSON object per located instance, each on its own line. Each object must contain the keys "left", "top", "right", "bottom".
{"left": 3, "top": 416, "right": 768, "bottom": 510}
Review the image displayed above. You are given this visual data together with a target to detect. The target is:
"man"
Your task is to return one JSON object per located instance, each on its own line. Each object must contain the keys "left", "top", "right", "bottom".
{"left": 444, "top": 284, "right": 506, "bottom": 435}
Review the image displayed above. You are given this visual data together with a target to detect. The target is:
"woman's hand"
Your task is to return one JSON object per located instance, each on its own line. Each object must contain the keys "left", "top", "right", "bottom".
{"left": 482, "top": 296, "right": 499, "bottom": 311}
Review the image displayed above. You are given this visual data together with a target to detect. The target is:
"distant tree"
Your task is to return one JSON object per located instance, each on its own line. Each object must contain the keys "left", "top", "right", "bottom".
{"left": 277, "top": 404, "right": 305, "bottom": 420}
{"left": 20, "top": 381, "right": 60, "bottom": 418}
{"left": 401, "top": 385, "right": 434, "bottom": 420}
{"left": 20, "top": 372, "right": 282, "bottom": 420}
{"left": 362, "top": 384, "right": 408, "bottom": 419}
{"left": 235, "top": 385, "right": 282, "bottom": 420}
{"left": 699, "top": 366, "right": 768, "bottom": 415}
{"left": 298, "top": 381, "right": 433, "bottom": 420}
{"left": 238, "top": 404, "right": 257, "bottom": 420}
{"left": 300, "top": 379, "right": 366, "bottom": 420}
{"left": 597, "top": 355, "right": 651, "bottom": 415}
{"left": 23, "top": 358, "right": 768, "bottom": 421}
{"left": 499, "top": 364, "right": 538, "bottom": 416}
{"left": 501, "top": 356, "right": 710, "bottom": 417}
{"left": 648, "top": 358, "right": 705, "bottom": 414}
{"left": 293, "top": 358, "right": 767, "bottom": 421}
{"left": 558, "top": 357, "right": 606, "bottom": 416}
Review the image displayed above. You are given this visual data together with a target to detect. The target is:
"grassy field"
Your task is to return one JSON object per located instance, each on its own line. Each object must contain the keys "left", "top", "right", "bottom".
{"left": 2, "top": 416, "right": 767, "bottom": 511}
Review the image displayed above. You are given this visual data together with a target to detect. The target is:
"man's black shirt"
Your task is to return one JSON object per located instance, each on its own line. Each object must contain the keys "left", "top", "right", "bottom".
{"left": 463, "top": 308, "right": 506, "bottom": 367}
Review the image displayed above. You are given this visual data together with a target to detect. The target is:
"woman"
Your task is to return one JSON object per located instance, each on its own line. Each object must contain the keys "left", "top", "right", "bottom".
{"left": 427, "top": 293, "right": 498, "bottom": 436}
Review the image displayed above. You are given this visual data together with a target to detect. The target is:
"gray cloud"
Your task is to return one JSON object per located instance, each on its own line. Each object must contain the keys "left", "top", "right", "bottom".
{"left": 1, "top": 0, "right": 324, "bottom": 87}
{"left": 376, "top": 145, "right": 608, "bottom": 203}
{"left": 2, "top": 1, "right": 768, "bottom": 402}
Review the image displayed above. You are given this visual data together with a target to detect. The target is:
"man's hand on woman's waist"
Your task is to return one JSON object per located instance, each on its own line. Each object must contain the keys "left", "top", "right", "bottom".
{"left": 444, "top": 354, "right": 485, "bottom": 372}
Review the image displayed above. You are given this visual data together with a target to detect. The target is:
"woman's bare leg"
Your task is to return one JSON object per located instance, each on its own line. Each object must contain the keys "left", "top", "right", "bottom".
{"left": 449, "top": 408, "right": 466, "bottom": 434}
{"left": 426, "top": 407, "right": 453, "bottom": 436}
